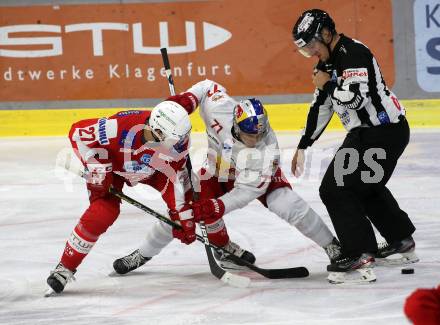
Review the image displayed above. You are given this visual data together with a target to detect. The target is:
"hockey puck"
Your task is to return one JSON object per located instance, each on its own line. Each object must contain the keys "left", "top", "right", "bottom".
{"left": 401, "top": 268, "right": 414, "bottom": 274}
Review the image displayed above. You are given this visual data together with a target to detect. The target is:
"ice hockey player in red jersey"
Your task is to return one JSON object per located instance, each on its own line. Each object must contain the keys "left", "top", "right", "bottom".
{"left": 46, "top": 100, "right": 196, "bottom": 295}
{"left": 113, "top": 79, "right": 341, "bottom": 273}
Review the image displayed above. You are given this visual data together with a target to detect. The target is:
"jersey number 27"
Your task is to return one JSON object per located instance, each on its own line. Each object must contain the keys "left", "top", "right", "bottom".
{"left": 79, "top": 126, "right": 96, "bottom": 142}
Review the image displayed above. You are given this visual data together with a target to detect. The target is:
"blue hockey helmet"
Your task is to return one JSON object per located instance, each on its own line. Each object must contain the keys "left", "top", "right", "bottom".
{"left": 233, "top": 98, "right": 268, "bottom": 136}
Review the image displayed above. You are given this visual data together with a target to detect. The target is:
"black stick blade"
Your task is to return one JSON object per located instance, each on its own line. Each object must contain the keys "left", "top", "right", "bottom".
{"left": 258, "top": 266, "right": 309, "bottom": 279}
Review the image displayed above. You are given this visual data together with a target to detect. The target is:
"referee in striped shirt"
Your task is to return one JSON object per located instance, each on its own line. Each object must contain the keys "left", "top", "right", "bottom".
{"left": 291, "top": 9, "right": 417, "bottom": 272}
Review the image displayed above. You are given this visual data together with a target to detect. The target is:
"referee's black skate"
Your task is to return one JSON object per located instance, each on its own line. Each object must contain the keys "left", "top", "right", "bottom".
{"left": 45, "top": 263, "right": 76, "bottom": 296}
{"left": 214, "top": 241, "right": 256, "bottom": 270}
{"left": 113, "top": 249, "right": 151, "bottom": 275}
{"left": 376, "top": 236, "right": 419, "bottom": 266}
{"left": 327, "top": 253, "right": 376, "bottom": 284}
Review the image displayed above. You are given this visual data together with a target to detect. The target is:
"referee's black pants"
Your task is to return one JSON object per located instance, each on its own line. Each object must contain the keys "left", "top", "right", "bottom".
{"left": 319, "top": 117, "right": 416, "bottom": 258}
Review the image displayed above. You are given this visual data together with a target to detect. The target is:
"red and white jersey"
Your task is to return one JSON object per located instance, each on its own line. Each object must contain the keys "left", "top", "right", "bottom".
{"left": 186, "top": 79, "right": 281, "bottom": 214}
{"left": 69, "top": 110, "right": 188, "bottom": 187}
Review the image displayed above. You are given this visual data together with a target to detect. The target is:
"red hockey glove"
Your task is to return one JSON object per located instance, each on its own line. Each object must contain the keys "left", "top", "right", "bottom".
{"left": 169, "top": 205, "right": 196, "bottom": 245}
{"left": 192, "top": 199, "right": 225, "bottom": 222}
{"left": 166, "top": 92, "right": 198, "bottom": 114}
{"left": 85, "top": 159, "right": 113, "bottom": 202}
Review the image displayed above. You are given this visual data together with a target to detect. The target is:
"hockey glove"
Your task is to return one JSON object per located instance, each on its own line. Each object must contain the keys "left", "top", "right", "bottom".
{"left": 166, "top": 92, "right": 198, "bottom": 114}
{"left": 192, "top": 199, "right": 225, "bottom": 223}
{"left": 85, "top": 159, "right": 113, "bottom": 202}
{"left": 169, "top": 205, "right": 196, "bottom": 245}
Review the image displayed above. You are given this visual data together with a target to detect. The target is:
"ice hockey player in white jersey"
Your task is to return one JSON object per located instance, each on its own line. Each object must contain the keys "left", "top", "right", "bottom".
{"left": 113, "top": 79, "right": 341, "bottom": 274}
{"left": 183, "top": 79, "right": 341, "bottom": 268}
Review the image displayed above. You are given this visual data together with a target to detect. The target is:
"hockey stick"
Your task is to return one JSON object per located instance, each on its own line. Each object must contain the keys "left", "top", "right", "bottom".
{"left": 64, "top": 156, "right": 308, "bottom": 280}
{"left": 64, "top": 159, "right": 248, "bottom": 287}
{"left": 110, "top": 189, "right": 250, "bottom": 287}
{"left": 160, "top": 47, "right": 200, "bottom": 203}
{"left": 160, "top": 47, "right": 176, "bottom": 96}
{"left": 159, "top": 47, "right": 244, "bottom": 285}
{"left": 111, "top": 187, "right": 309, "bottom": 280}
{"left": 161, "top": 46, "right": 234, "bottom": 282}
{"left": 160, "top": 47, "right": 199, "bottom": 200}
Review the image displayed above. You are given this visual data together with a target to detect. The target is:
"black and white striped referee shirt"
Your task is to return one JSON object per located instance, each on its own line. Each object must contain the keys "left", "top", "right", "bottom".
{"left": 298, "top": 34, "right": 406, "bottom": 150}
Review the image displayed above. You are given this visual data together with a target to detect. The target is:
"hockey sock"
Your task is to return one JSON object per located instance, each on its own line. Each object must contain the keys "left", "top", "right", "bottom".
{"left": 206, "top": 218, "right": 229, "bottom": 247}
{"left": 60, "top": 223, "right": 98, "bottom": 271}
{"left": 139, "top": 221, "right": 173, "bottom": 257}
{"left": 294, "top": 208, "right": 334, "bottom": 247}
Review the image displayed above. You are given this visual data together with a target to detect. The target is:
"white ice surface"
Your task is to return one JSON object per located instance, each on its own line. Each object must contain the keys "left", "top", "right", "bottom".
{"left": 0, "top": 130, "right": 439, "bottom": 325}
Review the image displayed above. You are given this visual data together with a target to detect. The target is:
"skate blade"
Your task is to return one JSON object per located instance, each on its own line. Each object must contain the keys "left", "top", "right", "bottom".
{"left": 44, "top": 288, "right": 56, "bottom": 297}
{"left": 328, "top": 268, "right": 377, "bottom": 284}
{"left": 375, "top": 252, "right": 419, "bottom": 266}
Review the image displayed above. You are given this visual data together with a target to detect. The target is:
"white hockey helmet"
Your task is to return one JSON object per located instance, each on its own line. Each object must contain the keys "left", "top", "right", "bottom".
{"left": 149, "top": 101, "right": 191, "bottom": 152}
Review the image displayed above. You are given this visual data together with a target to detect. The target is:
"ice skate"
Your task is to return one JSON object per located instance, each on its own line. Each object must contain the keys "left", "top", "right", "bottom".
{"left": 113, "top": 249, "right": 151, "bottom": 275}
{"left": 375, "top": 236, "right": 419, "bottom": 266}
{"left": 324, "top": 237, "right": 342, "bottom": 263}
{"left": 327, "top": 253, "right": 376, "bottom": 284}
{"left": 214, "top": 241, "right": 256, "bottom": 270}
{"left": 45, "top": 263, "right": 76, "bottom": 296}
